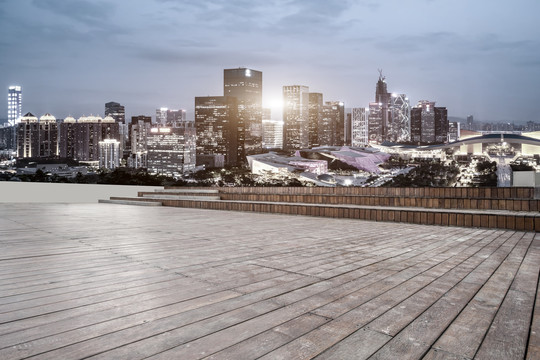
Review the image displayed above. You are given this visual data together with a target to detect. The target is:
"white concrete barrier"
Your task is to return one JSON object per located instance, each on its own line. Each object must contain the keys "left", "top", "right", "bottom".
{"left": 0, "top": 182, "right": 163, "bottom": 203}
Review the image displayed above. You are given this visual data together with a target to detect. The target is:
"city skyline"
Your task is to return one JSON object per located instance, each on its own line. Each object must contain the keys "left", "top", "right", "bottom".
{"left": 1, "top": 0, "right": 539, "bottom": 123}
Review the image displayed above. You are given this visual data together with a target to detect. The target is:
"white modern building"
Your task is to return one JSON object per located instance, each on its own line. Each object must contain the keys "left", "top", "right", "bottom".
{"left": 8, "top": 86, "right": 22, "bottom": 126}
{"left": 98, "top": 139, "right": 121, "bottom": 170}
{"left": 351, "top": 108, "right": 369, "bottom": 147}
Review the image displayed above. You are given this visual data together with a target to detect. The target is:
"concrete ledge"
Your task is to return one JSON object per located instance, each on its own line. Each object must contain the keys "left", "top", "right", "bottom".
{"left": 141, "top": 194, "right": 221, "bottom": 201}
{"left": 98, "top": 199, "right": 162, "bottom": 206}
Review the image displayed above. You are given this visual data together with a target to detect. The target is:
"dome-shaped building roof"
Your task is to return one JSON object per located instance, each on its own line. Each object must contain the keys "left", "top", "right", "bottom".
{"left": 78, "top": 116, "right": 88, "bottom": 122}
{"left": 39, "top": 113, "right": 56, "bottom": 123}
{"left": 64, "top": 116, "right": 76, "bottom": 123}
{"left": 21, "top": 112, "right": 38, "bottom": 123}
{"left": 102, "top": 115, "right": 115, "bottom": 123}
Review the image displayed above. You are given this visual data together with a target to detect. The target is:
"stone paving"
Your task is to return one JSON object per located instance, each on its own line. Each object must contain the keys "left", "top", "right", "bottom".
{"left": 0, "top": 203, "right": 539, "bottom": 359}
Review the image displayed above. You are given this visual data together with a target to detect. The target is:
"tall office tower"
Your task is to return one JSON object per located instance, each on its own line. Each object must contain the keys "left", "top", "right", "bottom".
{"left": 467, "top": 115, "right": 474, "bottom": 130}
{"left": 8, "top": 86, "right": 22, "bottom": 126}
{"left": 368, "top": 102, "right": 383, "bottom": 143}
{"left": 375, "top": 70, "right": 390, "bottom": 140}
{"left": 195, "top": 96, "right": 239, "bottom": 166}
{"left": 128, "top": 115, "right": 152, "bottom": 168}
{"left": 388, "top": 93, "right": 411, "bottom": 143}
{"left": 319, "top": 101, "right": 345, "bottom": 146}
{"left": 351, "top": 108, "right": 369, "bottom": 147}
{"left": 224, "top": 67, "right": 262, "bottom": 157}
{"left": 16, "top": 112, "right": 39, "bottom": 158}
{"left": 105, "top": 102, "right": 125, "bottom": 123}
{"left": 308, "top": 92, "right": 323, "bottom": 147}
{"left": 434, "top": 106, "right": 448, "bottom": 143}
{"left": 156, "top": 107, "right": 168, "bottom": 125}
{"left": 410, "top": 101, "right": 448, "bottom": 144}
{"left": 344, "top": 110, "right": 352, "bottom": 146}
{"left": 38, "top": 113, "right": 58, "bottom": 157}
{"left": 146, "top": 123, "right": 196, "bottom": 176}
{"left": 262, "top": 120, "right": 284, "bottom": 149}
{"left": 98, "top": 139, "right": 121, "bottom": 170}
{"left": 283, "top": 85, "right": 309, "bottom": 151}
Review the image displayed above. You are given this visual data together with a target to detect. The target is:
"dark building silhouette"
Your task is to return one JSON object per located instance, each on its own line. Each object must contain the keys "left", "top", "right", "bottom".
{"left": 411, "top": 101, "right": 448, "bottom": 144}
{"left": 224, "top": 68, "right": 262, "bottom": 158}
{"left": 320, "top": 101, "right": 344, "bottom": 146}
{"left": 105, "top": 102, "right": 125, "bottom": 123}
{"left": 195, "top": 96, "right": 239, "bottom": 166}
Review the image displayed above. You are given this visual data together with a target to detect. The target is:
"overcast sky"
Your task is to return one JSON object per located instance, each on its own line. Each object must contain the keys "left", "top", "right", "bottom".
{"left": 1, "top": 0, "right": 539, "bottom": 123}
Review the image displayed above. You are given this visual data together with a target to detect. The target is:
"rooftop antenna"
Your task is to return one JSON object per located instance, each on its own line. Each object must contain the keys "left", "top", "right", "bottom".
{"left": 378, "top": 68, "right": 385, "bottom": 81}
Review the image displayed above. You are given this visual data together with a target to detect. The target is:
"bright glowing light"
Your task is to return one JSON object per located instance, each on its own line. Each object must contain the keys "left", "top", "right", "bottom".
{"left": 245, "top": 69, "right": 251, "bottom": 77}
{"left": 264, "top": 97, "right": 283, "bottom": 109}
{"left": 344, "top": 179, "right": 352, "bottom": 186}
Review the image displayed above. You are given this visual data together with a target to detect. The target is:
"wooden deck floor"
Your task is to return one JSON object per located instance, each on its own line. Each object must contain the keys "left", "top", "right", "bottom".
{"left": 0, "top": 203, "right": 539, "bottom": 360}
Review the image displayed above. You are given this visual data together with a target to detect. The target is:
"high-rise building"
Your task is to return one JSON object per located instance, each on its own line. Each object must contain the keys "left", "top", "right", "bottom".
{"left": 467, "top": 115, "right": 474, "bottom": 130}
{"left": 224, "top": 67, "right": 262, "bottom": 157}
{"left": 319, "top": 101, "right": 344, "bottom": 146}
{"left": 128, "top": 116, "right": 152, "bottom": 168}
{"left": 308, "top": 93, "right": 323, "bottom": 148}
{"left": 156, "top": 108, "right": 187, "bottom": 126}
{"left": 375, "top": 71, "right": 390, "bottom": 140}
{"left": 351, "top": 108, "right": 369, "bottom": 147}
{"left": 16, "top": 112, "right": 39, "bottom": 158}
{"left": 8, "top": 86, "right": 22, "bottom": 126}
{"left": 368, "top": 102, "right": 383, "bottom": 143}
{"left": 195, "top": 96, "right": 239, "bottom": 166}
{"left": 411, "top": 101, "right": 448, "bottom": 144}
{"left": 448, "top": 122, "right": 460, "bottom": 142}
{"left": 283, "top": 85, "right": 309, "bottom": 151}
{"left": 59, "top": 115, "right": 120, "bottom": 162}
{"left": 388, "top": 93, "right": 411, "bottom": 143}
{"left": 98, "top": 139, "right": 121, "bottom": 170}
{"left": 345, "top": 110, "right": 352, "bottom": 146}
{"left": 105, "top": 102, "right": 125, "bottom": 123}
{"left": 146, "top": 123, "right": 196, "bottom": 176}
{"left": 262, "top": 120, "right": 284, "bottom": 149}
{"left": 38, "top": 113, "right": 58, "bottom": 157}
{"left": 16, "top": 112, "right": 58, "bottom": 158}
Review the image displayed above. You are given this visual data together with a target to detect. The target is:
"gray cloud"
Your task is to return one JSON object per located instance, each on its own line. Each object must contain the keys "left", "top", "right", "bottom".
{"left": 31, "top": 0, "right": 112, "bottom": 23}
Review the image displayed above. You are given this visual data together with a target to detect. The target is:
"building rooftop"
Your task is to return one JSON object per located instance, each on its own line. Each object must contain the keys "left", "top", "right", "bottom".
{"left": 0, "top": 203, "right": 538, "bottom": 359}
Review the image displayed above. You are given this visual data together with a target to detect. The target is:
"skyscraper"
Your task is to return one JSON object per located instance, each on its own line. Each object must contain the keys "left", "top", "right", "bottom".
{"left": 319, "top": 101, "right": 344, "bottom": 146}
{"left": 146, "top": 124, "right": 196, "bottom": 176}
{"left": 388, "top": 93, "right": 411, "bottom": 143}
{"left": 195, "top": 96, "right": 239, "bottom": 166}
{"left": 410, "top": 101, "right": 448, "bottom": 144}
{"left": 368, "top": 102, "right": 383, "bottom": 143}
{"left": 351, "top": 108, "right": 369, "bottom": 147}
{"left": 8, "top": 86, "right": 22, "bottom": 126}
{"left": 375, "top": 70, "right": 390, "bottom": 140}
{"left": 308, "top": 93, "right": 323, "bottom": 148}
{"left": 224, "top": 68, "right": 262, "bottom": 157}
{"left": 467, "top": 115, "right": 474, "bottom": 130}
{"left": 105, "top": 102, "right": 125, "bottom": 123}
{"left": 283, "top": 85, "right": 309, "bottom": 151}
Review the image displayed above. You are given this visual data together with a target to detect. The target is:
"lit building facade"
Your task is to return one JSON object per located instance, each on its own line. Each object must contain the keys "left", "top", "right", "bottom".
{"left": 8, "top": 86, "right": 22, "bottom": 126}
{"left": 224, "top": 67, "right": 262, "bottom": 157}
{"left": 411, "top": 101, "right": 448, "bottom": 144}
{"left": 388, "top": 93, "right": 411, "bottom": 143}
{"left": 262, "top": 119, "right": 284, "bottom": 149}
{"left": 98, "top": 139, "right": 121, "bottom": 170}
{"left": 16, "top": 113, "right": 39, "bottom": 158}
{"left": 195, "top": 96, "right": 239, "bottom": 166}
{"left": 38, "top": 113, "right": 58, "bottom": 157}
{"left": 308, "top": 92, "right": 323, "bottom": 148}
{"left": 128, "top": 115, "right": 152, "bottom": 168}
{"left": 59, "top": 115, "right": 120, "bottom": 161}
{"left": 283, "top": 85, "right": 309, "bottom": 151}
{"left": 146, "top": 123, "right": 196, "bottom": 176}
{"left": 351, "top": 107, "right": 369, "bottom": 147}
{"left": 368, "top": 102, "right": 384, "bottom": 143}
{"left": 320, "top": 101, "right": 344, "bottom": 146}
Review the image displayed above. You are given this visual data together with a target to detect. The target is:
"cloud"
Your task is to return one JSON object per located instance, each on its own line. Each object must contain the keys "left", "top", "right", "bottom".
{"left": 31, "top": 0, "right": 112, "bottom": 23}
